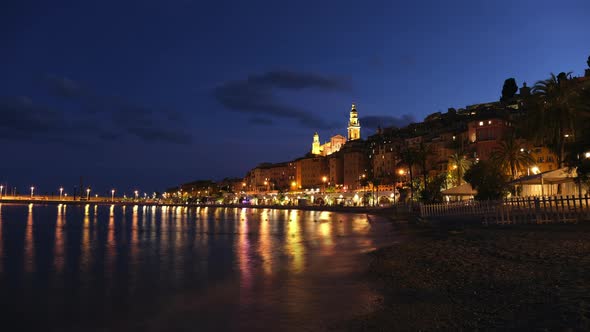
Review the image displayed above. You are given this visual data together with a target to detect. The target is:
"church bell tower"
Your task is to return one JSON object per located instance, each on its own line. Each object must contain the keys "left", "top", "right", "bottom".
{"left": 311, "top": 132, "right": 322, "bottom": 155}
{"left": 347, "top": 103, "right": 361, "bottom": 141}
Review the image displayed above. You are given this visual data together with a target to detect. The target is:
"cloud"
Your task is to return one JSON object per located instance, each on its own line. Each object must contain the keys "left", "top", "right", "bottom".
{"left": 16, "top": 75, "right": 193, "bottom": 145}
{"left": 126, "top": 126, "right": 191, "bottom": 144}
{"left": 213, "top": 70, "right": 350, "bottom": 129}
{"left": 42, "top": 74, "right": 88, "bottom": 99}
{"left": 247, "top": 71, "right": 351, "bottom": 91}
{"left": 248, "top": 116, "right": 274, "bottom": 126}
{"left": 0, "top": 96, "right": 111, "bottom": 143}
{"left": 360, "top": 114, "right": 415, "bottom": 131}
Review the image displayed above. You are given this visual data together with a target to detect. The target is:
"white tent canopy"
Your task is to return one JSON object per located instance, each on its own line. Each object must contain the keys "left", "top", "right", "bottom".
{"left": 510, "top": 167, "right": 577, "bottom": 185}
{"left": 510, "top": 167, "right": 578, "bottom": 196}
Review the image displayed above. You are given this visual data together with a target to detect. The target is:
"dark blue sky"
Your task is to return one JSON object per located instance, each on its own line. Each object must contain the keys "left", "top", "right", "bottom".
{"left": 2, "top": 0, "right": 589, "bottom": 195}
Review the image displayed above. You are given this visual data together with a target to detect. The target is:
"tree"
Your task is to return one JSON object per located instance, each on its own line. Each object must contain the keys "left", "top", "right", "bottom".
{"left": 419, "top": 174, "right": 446, "bottom": 203}
{"left": 399, "top": 145, "right": 417, "bottom": 200}
{"left": 525, "top": 72, "right": 590, "bottom": 168}
{"left": 414, "top": 141, "right": 433, "bottom": 189}
{"left": 587, "top": 55, "right": 590, "bottom": 68}
{"left": 490, "top": 135, "right": 535, "bottom": 180}
{"left": 448, "top": 152, "right": 471, "bottom": 186}
{"left": 563, "top": 139, "right": 590, "bottom": 195}
{"left": 501, "top": 78, "right": 518, "bottom": 102}
{"left": 464, "top": 160, "right": 510, "bottom": 201}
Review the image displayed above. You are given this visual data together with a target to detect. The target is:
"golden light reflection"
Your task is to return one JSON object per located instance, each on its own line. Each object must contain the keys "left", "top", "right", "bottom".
{"left": 259, "top": 212, "right": 272, "bottom": 275}
{"left": 319, "top": 211, "right": 330, "bottom": 221}
{"left": 131, "top": 204, "right": 139, "bottom": 266}
{"left": 319, "top": 222, "right": 332, "bottom": 241}
{"left": 288, "top": 210, "right": 298, "bottom": 223}
{"left": 107, "top": 203, "right": 116, "bottom": 273}
{"left": 81, "top": 202, "right": 91, "bottom": 271}
{"left": 286, "top": 210, "right": 304, "bottom": 273}
{"left": 25, "top": 203, "right": 34, "bottom": 273}
{"left": 351, "top": 215, "right": 371, "bottom": 235}
{"left": 54, "top": 204, "right": 65, "bottom": 273}
{"left": 238, "top": 208, "right": 252, "bottom": 287}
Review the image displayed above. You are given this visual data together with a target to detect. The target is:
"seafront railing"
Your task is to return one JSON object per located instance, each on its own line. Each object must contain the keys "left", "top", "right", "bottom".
{"left": 420, "top": 195, "right": 590, "bottom": 224}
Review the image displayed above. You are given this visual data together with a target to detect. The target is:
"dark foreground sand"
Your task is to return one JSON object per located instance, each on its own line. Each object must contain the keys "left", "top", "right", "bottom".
{"left": 347, "top": 222, "right": 590, "bottom": 331}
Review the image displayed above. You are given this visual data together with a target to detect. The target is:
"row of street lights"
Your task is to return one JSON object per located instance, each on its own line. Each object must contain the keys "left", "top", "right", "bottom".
{"left": 0, "top": 186, "right": 147, "bottom": 202}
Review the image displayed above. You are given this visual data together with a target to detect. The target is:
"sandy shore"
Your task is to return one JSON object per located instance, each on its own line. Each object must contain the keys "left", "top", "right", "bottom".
{"left": 347, "top": 223, "right": 590, "bottom": 331}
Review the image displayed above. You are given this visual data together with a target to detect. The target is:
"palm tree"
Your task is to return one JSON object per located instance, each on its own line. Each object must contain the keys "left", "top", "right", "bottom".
{"left": 490, "top": 136, "right": 535, "bottom": 180}
{"left": 399, "top": 145, "right": 417, "bottom": 200}
{"left": 448, "top": 152, "right": 471, "bottom": 186}
{"left": 414, "top": 142, "right": 433, "bottom": 188}
{"left": 525, "top": 72, "right": 590, "bottom": 167}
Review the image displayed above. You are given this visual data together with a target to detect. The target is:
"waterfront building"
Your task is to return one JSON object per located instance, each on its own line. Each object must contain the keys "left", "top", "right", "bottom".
{"left": 246, "top": 162, "right": 296, "bottom": 192}
{"left": 341, "top": 140, "right": 369, "bottom": 191}
{"left": 328, "top": 152, "right": 344, "bottom": 186}
{"left": 295, "top": 156, "right": 329, "bottom": 189}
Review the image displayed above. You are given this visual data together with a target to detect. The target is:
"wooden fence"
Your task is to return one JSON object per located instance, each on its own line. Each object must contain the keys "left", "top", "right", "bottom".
{"left": 419, "top": 195, "right": 590, "bottom": 224}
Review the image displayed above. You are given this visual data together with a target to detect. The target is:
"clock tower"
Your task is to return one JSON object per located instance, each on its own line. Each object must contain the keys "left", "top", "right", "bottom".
{"left": 347, "top": 103, "right": 361, "bottom": 141}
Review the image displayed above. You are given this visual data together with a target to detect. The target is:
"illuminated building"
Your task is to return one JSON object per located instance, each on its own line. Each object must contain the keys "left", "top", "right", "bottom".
{"left": 311, "top": 132, "right": 346, "bottom": 156}
{"left": 245, "top": 162, "right": 296, "bottom": 192}
{"left": 311, "top": 103, "right": 359, "bottom": 156}
{"left": 347, "top": 103, "right": 361, "bottom": 141}
{"left": 295, "top": 156, "right": 329, "bottom": 189}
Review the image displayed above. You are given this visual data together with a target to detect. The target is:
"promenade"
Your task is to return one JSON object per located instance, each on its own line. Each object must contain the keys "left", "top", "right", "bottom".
{"left": 0, "top": 195, "right": 411, "bottom": 217}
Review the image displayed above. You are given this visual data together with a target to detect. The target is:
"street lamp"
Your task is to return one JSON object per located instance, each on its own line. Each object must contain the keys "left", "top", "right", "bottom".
{"left": 322, "top": 176, "right": 327, "bottom": 193}
{"left": 0, "top": 185, "right": 3, "bottom": 199}
{"left": 59, "top": 187, "right": 63, "bottom": 200}
{"left": 134, "top": 190, "right": 139, "bottom": 199}
{"left": 30, "top": 186, "right": 35, "bottom": 198}
{"left": 111, "top": 189, "right": 115, "bottom": 201}
{"left": 86, "top": 188, "right": 90, "bottom": 200}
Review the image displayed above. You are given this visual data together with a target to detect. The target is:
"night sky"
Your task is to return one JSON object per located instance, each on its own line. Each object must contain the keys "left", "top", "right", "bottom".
{"left": 2, "top": 0, "right": 589, "bottom": 196}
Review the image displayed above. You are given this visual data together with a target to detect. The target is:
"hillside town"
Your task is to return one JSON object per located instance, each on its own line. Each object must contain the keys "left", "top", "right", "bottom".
{"left": 168, "top": 56, "right": 590, "bottom": 207}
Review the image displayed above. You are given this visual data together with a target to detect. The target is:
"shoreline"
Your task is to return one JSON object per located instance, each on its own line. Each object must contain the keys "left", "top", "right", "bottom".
{"left": 350, "top": 222, "right": 590, "bottom": 330}
{"left": 0, "top": 198, "right": 411, "bottom": 218}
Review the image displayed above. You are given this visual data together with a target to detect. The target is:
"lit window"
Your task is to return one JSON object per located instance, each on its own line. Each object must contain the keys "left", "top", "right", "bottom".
{"left": 479, "top": 121, "right": 483, "bottom": 126}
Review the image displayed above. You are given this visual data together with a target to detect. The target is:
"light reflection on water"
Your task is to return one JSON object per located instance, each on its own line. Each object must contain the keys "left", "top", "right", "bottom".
{"left": 0, "top": 203, "right": 393, "bottom": 331}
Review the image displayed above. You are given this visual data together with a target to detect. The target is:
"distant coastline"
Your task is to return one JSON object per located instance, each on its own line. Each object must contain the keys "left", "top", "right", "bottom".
{"left": 0, "top": 197, "right": 410, "bottom": 218}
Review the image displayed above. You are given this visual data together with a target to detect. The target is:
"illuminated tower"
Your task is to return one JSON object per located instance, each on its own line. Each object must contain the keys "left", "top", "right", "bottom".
{"left": 311, "top": 132, "right": 322, "bottom": 155}
{"left": 347, "top": 103, "right": 361, "bottom": 141}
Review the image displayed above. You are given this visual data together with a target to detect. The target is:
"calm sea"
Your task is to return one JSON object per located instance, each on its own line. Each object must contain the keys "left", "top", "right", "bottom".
{"left": 0, "top": 203, "right": 393, "bottom": 331}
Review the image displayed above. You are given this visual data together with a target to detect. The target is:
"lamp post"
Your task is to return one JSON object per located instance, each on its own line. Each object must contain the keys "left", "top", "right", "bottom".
{"left": 30, "top": 186, "right": 35, "bottom": 198}
{"left": 134, "top": 190, "right": 139, "bottom": 200}
{"left": 322, "top": 176, "right": 327, "bottom": 193}
{"left": 59, "top": 187, "right": 63, "bottom": 200}
{"left": 111, "top": 189, "right": 115, "bottom": 202}
{"left": 86, "top": 188, "right": 90, "bottom": 200}
{"left": 0, "top": 185, "right": 3, "bottom": 199}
